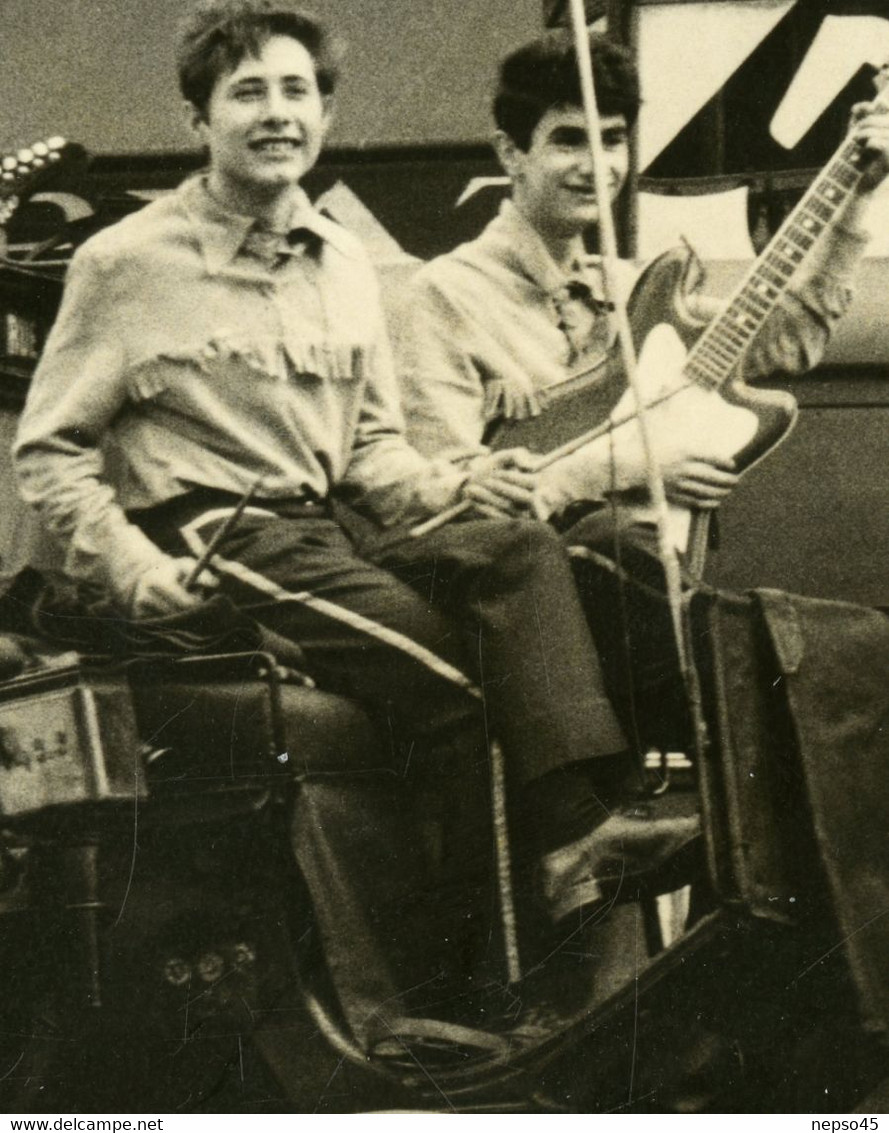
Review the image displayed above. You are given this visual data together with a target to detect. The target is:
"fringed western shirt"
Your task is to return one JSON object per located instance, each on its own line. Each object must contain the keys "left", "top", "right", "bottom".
{"left": 393, "top": 199, "right": 867, "bottom": 517}
{"left": 14, "top": 177, "right": 466, "bottom": 600}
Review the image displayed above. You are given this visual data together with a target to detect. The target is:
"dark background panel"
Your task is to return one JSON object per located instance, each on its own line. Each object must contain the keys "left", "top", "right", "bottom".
{"left": 710, "top": 395, "right": 889, "bottom": 608}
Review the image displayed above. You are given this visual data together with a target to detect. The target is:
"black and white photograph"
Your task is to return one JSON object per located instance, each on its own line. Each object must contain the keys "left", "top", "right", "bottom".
{"left": 0, "top": 0, "right": 887, "bottom": 1117}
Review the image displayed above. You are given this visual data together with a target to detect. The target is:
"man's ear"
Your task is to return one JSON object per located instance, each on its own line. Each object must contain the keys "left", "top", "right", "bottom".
{"left": 184, "top": 101, "right": 209, "bottom": 145}
{"left": 320, "top": 94, "right": 335, "bottom": 140}
{"left": 493, "top": 130, "right": 523, "bottom": 180}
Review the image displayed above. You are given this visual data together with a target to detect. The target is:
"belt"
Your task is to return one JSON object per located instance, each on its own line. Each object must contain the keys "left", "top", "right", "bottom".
{"left": 128, "top": 487, "right": 331, "bottom": 544}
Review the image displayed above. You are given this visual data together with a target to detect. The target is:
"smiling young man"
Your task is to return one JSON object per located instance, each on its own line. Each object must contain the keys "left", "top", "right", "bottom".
{"left": 11, "top": 2, "right": 708, "bottom": 1051}
{"left": 396, "top": 27, "right": 889, "bottom": 767}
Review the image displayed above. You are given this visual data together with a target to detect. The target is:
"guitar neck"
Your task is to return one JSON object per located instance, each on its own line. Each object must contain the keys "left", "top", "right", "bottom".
{"left": 683, "top": 131, "right": 872, "bottom": 391}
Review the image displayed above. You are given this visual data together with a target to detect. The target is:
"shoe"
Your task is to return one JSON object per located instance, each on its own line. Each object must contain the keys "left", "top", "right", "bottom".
{"left": 538, "top": 805, "right": 701, "bottom": 923}
{"left": 368, "top": 1001, "right": 573, "bottom": 1079}
{"left": 368, "top": 1014, "right": 513, "bottom": 1065}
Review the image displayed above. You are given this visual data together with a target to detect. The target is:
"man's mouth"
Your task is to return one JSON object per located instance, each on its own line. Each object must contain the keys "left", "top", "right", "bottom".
{"left": 566, "top": 180, "right": 621, "bottom": 202}
{"left": 250, "top": 138, "right": 302, "bottom": 155}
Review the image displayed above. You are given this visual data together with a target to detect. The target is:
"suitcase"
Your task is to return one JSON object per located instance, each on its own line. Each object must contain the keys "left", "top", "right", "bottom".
{"left": 691, "top": 587, "right": 889, "bottom": 1033}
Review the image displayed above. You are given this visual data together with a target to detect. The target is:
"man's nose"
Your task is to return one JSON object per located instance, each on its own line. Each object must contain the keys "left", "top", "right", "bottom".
{"left": 262, "top": 87, "right": 293, "bottom": 123}
{"left": 575, "top": 146, "right": 595, "bottom": 176}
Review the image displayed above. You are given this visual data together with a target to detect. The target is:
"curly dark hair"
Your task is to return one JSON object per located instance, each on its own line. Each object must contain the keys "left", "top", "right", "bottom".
{"left": 177, "top": 0, "right": 342, "bottom": 117}
{"left": 494, "top": 28, "right": 640, "bottom": 150}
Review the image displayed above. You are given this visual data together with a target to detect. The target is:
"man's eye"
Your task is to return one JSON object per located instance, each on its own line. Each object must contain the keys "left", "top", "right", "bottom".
{"left": 602, "top": 132, "right": 628, "bottom": 149}
{"left": 233, "top": 87, "right": 262, "bottom": 100}
{"left": 551, "top": 131, "right": 587, "bottom": 148}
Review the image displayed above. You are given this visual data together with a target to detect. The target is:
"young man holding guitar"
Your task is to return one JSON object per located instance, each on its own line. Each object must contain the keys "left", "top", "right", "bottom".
{"left": 396, "top": 28, "right": 889, "bottom": 789}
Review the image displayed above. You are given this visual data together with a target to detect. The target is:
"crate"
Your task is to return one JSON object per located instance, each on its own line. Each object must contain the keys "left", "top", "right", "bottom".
{"left": 0, "top": 655, "right": 146, "bottom": 821}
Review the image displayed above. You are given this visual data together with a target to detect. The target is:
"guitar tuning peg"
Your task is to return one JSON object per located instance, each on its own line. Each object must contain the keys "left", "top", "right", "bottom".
{"left": 1, "top": 156, "right": 17, "bottom": 172}
{"left": 32, "top": 142, "right": 49, "bottom": 158}
{"left": 16, "top": 149, "right": 34, "bottom": 165}
{"left": 47, "top": 136, "right": 66, "bottom": 151}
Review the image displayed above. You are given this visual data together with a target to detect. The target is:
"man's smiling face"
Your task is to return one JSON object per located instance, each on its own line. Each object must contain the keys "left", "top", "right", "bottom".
{"left": 500, "top": 106, "right": 630, "bottom": 240}
{"left": 195, "top": 33, "right": 330, "bottom": 208}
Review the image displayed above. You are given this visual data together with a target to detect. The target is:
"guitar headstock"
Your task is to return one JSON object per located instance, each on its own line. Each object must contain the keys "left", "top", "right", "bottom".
{"left": 0, "top": 138, "right": 86, "bottom": 227}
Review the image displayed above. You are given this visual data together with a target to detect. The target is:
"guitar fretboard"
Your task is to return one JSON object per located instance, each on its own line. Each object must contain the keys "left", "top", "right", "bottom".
{"left": 683, "top": 135, "right": 871, "bottom": 391}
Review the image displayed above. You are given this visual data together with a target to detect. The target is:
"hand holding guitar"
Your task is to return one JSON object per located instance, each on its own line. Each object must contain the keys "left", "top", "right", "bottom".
{"left": 656, "top": 452, "right": 739, "bottom": 510}
{"left": 596, "top": 426, "right": 741, "bottom": 511}
{"left": 847, "top": 96, "right": 889, "bottom": 193}
{"left": 460, "top": 447, "right": 541, "bottom": 519}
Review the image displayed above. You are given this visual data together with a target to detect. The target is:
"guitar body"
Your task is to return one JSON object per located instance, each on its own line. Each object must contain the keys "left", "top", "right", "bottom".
{"left": 487, "top": 245, "right": 799, "bottom": 552}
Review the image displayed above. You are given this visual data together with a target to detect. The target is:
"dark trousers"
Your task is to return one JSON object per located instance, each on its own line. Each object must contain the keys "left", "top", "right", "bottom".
{"left": 135, "top": 495, "right": 626, "bottom": 1041}
{"left": 563, "top": 514, "right": 693, "bottom": 757}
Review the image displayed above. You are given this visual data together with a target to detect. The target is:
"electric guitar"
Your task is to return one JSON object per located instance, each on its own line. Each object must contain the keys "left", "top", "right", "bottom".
{"left": 487, "top": 83, "right": 886, "bottom": 553}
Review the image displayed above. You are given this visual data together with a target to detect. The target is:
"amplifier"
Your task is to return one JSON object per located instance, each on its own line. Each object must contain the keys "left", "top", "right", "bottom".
{"left": 0, "top": 654, "right": 146, "bottom": 822}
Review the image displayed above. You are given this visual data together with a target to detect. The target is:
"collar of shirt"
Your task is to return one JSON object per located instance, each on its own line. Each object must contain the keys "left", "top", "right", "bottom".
{"left": 488, "top": 199, "right": 613, "bottom": 309}
{"left": 180, "top": 175, "right": 360, "bottom": 274}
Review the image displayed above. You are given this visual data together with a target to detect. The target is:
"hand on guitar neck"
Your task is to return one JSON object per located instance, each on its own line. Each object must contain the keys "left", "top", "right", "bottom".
{"left": 845, "top": 95, "right": 889, "bottom": 203}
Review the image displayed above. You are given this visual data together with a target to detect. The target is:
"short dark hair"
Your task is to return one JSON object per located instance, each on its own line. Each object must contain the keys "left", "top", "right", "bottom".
{"left": 494, "top": 29, "right": 640, "bottom": 150}
{"left": 177, "top": 0, "right": 341, "bottom": 117}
